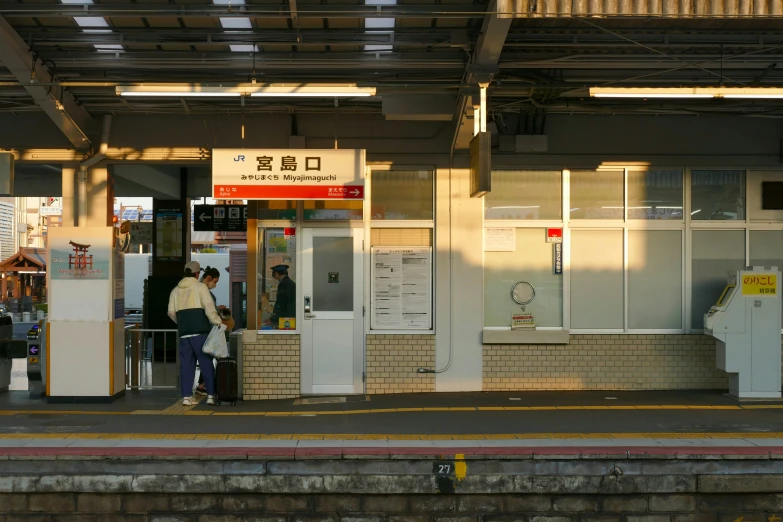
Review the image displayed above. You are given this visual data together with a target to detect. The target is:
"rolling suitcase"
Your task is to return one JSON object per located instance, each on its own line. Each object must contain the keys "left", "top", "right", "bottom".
{"left": 215, "top": 357, "right": 238, "bottom": 406}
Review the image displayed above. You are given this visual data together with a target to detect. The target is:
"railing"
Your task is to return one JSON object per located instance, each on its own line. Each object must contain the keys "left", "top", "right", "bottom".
{"left": 125, "top": 328, "right": 179, "bottom": 389}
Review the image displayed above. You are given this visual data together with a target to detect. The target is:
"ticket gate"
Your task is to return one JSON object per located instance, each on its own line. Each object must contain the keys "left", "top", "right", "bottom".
{"left": 0, "top": 315, "right": 30, "bottom": 392}
{"left": 705, "top": 267, "right": 782, "bottom": 399}
{"left": 27, "top": 323, "right": 45, "bottom": 398}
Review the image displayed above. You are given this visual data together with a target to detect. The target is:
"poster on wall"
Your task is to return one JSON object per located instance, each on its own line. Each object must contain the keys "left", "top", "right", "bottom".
{"left": 371, "top": 246, "right": 432, "bottom": 330}
{"left": 484, "top": 228, "right": 515, "bottom": 251}
{"left": 155, "top": 209, "right": 183, "bottom": 261}
{"left": 49, "top": 228, "right": 112, "bottom": 280}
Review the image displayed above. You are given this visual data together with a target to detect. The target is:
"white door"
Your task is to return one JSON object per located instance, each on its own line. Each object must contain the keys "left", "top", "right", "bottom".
{"left": 301, "top": 228, "right": 364, "bottom": 395}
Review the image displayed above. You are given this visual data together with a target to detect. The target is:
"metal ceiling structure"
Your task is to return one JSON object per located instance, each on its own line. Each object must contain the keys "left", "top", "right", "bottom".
{"left": 0, "top": 0, "right": 782, "bottom": 148}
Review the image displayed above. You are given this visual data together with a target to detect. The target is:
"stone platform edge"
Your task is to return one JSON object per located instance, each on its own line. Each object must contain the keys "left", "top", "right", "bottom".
{"left": 1, "top": 446, "right": 783, "bottom": 460}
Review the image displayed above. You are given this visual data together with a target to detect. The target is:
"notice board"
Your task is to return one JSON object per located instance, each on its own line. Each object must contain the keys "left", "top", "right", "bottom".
{"left": 371, "top": 246, "right": 432, "bottom": 330}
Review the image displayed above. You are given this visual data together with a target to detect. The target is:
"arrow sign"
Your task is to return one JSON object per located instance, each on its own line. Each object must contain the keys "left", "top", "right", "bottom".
{"left": 193, "top": 204, "right": 247, "bottom": 232}
{"left": 213, "top": 185, "right": 364, "bottom": 200}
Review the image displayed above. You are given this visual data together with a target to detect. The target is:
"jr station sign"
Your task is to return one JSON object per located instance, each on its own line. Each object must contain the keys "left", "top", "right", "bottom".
{"left": 212, "top": 149, "right": 365, "bottom": 200}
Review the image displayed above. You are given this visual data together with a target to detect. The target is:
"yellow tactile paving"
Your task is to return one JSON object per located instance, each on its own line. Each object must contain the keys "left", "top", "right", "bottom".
{"left": 0, "top": 401, "right": 777, "bottom": 418}
{"left": 1, "top": 432, "right": 783, "bottom": 441}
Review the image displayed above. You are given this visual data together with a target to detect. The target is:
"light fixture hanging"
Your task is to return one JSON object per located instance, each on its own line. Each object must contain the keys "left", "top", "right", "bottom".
{"left": 116, "top": 84, "right": 377, "bottom": 98}
{"left": 590, "top": 87, "right": 783, "bottom": 99}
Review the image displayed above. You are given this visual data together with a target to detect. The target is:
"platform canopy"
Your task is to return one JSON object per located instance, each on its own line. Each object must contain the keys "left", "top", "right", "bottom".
{"left": 0, "top": 0, "right": 781, "bottom": 149}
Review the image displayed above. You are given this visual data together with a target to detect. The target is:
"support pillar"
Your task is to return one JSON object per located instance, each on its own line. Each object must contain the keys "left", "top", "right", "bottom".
{"left": 47, "top": 163, "right": 124, "bottom": 403}
{"left": 146, "top": 168, "right": 190, "bottom": 364}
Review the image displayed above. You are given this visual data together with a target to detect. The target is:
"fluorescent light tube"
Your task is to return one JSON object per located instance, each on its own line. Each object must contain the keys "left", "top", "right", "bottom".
{"left": 250, "top": 92, "right": 374, "bottom": 97}
{"left": 116, "top": 84, "right": 376, "bottom": 98}
{"left": 591, "top": 87, "right": 783, "bottom": 99}
{"left": 250, "top": 86, "right": 376, "bottom": 97}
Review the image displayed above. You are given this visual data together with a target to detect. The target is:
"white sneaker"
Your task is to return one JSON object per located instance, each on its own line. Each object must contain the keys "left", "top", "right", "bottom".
{"left": 182, "top": 397, "right": 194, "bottom": 406}
{"left": 206, "top": 396, "right": 216, "bottom": 406}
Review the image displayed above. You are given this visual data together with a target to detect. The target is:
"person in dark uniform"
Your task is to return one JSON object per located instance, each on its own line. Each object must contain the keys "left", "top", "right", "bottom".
{"left": 270, "top": 264, "right": 296, "bottom": 328}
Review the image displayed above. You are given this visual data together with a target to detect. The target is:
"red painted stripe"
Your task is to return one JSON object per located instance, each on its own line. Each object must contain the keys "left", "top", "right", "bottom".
{"left": 213, "top": 185, "right": 364, "bottom": 199}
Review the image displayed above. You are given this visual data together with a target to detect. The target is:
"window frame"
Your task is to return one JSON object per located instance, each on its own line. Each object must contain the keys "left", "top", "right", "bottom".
{"left": 482, "top": 166, "right": 783, "bottom": 335}
{"left": 365, "top": 164, "right": 436, "bottom": 335}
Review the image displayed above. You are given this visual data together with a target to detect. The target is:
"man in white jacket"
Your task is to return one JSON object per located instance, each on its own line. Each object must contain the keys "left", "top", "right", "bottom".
{"left": 167, "top": 261, "right": 225, "bottom": 406}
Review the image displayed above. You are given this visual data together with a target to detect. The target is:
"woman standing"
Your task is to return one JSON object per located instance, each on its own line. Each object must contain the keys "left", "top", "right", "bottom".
{"left": 195, "top": 266, "right": 233, "bottom": 396}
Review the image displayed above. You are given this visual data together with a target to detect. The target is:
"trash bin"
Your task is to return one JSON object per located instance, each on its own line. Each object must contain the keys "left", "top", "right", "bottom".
{"left": 36, "top": 310, "right": 44, "bottom": 321}
{"left": 22, "top": 312, "right": 31, "bottom": 323}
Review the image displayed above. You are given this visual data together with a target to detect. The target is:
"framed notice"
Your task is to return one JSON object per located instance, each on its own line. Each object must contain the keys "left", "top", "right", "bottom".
{"left": 484, "top": 228, "right": 515, "bottom": 252}
{"left": 371, "top": 246, "right": 432, "bottom": 330}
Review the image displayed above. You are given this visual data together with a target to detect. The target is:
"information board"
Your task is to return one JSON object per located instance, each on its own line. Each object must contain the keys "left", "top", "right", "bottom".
{"left": 371, "top": 246, "right": 432, "bottom": 330}
{"left": 212, "top": 148, "right": 365, "bottom": 200}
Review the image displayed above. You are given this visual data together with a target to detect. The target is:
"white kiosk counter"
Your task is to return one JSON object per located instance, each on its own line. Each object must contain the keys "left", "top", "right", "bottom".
{"left": 704, "top": 266, "right": 782, "bottom": 399}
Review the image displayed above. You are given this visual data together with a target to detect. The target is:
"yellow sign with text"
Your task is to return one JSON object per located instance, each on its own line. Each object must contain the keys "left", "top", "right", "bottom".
{"left": 741, "top": 273, "right": 777, "bottom": 296}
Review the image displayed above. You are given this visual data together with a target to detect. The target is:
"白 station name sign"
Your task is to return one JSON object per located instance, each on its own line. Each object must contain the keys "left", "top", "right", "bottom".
{"left": 212, "top": 149, "right": 365, "bottom": 200}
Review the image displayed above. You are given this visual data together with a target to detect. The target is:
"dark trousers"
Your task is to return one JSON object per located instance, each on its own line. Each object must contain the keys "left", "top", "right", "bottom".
{"left": 179, "top": 334, "right": 214, "bottom": 398}
{"left": 197, "top": 356, "right": 215, "bottom": 387}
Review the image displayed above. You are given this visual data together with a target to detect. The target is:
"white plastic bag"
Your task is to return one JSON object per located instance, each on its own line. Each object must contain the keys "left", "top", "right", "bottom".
{"left": 202, "top": 326, "right": 229, "bottom": 358}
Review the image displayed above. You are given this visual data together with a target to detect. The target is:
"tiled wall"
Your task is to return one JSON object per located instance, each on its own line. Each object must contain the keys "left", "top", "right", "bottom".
{"left": 483, "top": 334, "right": 732, "bottom": 391}
{"left": 366, "top": 335, "right": 435, "bottom": 394}
{"left": 242, "top": 334, "right": 300, "bottom": 400}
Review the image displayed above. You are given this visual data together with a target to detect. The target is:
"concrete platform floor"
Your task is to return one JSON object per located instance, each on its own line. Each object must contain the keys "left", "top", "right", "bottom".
{"left": 1, "top": 389, "right": 783, "bottom": 455}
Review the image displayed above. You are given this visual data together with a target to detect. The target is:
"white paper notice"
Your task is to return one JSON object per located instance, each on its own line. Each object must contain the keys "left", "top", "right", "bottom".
{"left": 372, "top": 247, "right": 432, "bottom": 330}
{"left": 484, "top": 228, "right": 516, "bottom": 251}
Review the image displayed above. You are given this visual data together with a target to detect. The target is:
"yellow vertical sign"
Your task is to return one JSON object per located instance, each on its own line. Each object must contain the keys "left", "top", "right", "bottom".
{"left": 741, "top": 273, "right": 778, "bottom": 296}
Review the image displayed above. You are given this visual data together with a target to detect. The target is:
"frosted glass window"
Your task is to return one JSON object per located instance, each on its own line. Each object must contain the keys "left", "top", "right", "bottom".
{"left": 304, "top": 200, "right": 362, "bottom": 220}
{"left": 371, "top": 170, "right": 433, "bottom": 220}
{"left": 691, "top": 230, "right": 745, "bottom": 329}
{"left": 571, "top": 230, "right": 624, "bottom": 329}
{"left": 750, "top": 230, "right": 783, "bottom": 325}
{"left": 570, "top": 170, "right": 624, "bottom": 219}
{"left": 691, "top": 170, "right": 745, "bottom": 221}
{"left": 748, "top": 171, "right": 783, "bottom": 222}
{"left": 485, "top": 171, "right": 561, "bottom": 220}
{"left": 256, "top": 200, "right": 296, "bottom": 220}
{"left": 627, "top": 170, "right": 684, "bottom": 221}
{"left": 628, "top": 230, "right": 683, "bottom": 329}
{"left": 484, "top": 228, "right": 563, "bottom": 327}
{"left": 313, "top": 236, "right": 354, "bottom": 312}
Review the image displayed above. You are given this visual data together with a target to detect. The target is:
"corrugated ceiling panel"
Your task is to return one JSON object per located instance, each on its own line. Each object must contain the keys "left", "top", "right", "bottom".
{"left": 498, "top": 0, "right": 783, "bottom": 17}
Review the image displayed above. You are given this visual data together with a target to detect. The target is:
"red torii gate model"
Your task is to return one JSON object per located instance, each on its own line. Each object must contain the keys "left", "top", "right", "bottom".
{"left": 68, "top": 241, "right": 93, "bottom": 270}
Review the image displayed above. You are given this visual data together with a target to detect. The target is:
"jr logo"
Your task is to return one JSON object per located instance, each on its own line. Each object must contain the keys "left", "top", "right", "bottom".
{"left": 233, "top": 155, "right": 245, "bottom": 162}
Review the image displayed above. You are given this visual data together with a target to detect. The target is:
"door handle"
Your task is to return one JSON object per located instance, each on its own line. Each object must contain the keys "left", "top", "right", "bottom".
{"left": 304, "top": 295, "right": 314, "bottom": 319}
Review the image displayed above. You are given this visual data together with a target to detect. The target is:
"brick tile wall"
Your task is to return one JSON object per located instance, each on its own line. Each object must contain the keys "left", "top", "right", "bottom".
{"left": 366, "top": 335, "right": 435, "bottom": 394}
{"left": 483, "top": 334, "right": 732, "bottom": 391}
{"left": 243, "top": 335, "right": 300, "bottom": 400}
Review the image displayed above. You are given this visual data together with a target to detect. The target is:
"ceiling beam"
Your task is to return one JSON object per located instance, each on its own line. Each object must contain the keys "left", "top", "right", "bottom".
{"left": 0, "top": 17, "right": 91, "bottom": 148}
{"left": 0, "top": 3, "right": 486, "bottom": 18}
{"left": 451, "top": 0, "right": 511, "bottom": 151}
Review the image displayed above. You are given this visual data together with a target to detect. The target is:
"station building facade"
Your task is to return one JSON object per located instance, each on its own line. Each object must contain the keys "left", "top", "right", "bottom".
{"left": 229, "top": 114, "right": 783, "bottom": 400}
{"left": 5, "top": 110, "right": 783, "bottom": 400}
